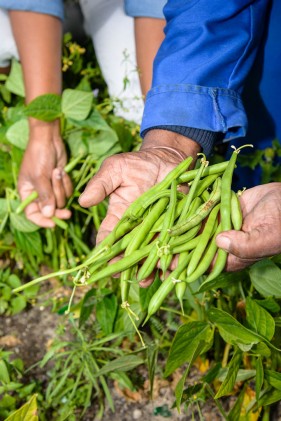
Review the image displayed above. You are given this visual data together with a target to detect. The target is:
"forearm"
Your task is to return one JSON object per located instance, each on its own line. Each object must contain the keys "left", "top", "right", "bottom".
{"left": 9, "top": 11, "right": 62, "bottom": 104}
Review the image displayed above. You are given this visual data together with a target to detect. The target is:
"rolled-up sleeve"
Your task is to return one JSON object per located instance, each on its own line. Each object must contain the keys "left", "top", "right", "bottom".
{"left": 0, "top": 0, "right": 64, "bottom": 20}
{"left": 141, "top": 0, "right": 270, "bottom": 142}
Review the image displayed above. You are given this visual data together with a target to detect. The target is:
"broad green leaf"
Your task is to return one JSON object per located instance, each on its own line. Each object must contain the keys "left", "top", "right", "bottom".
{"left": 5, "top": 59, "right": 25, "bottom": 97}
{"left": 165, "top": 322, "right": 213, "bottom": 377}
{"left": 62, "top": 89, "right": 93, "bottom": 120}
{"left": 215, "top": 349, "right": 242, "bottom": 398}
{"left": 0, "top": 360, "right": 10, "bottom": 384}
{"left": 93, "top": 355, "right": 144, "bottom": 377}
{"left": 255, "top": 298, "right": 280, "bottom": 313}
{"left": 24, "top": 94, "right": 62, "bottom": 122}
{"left": 175, "top": 340, "right": 204, "bottom": 411}
{"left": 249, "top": 259, "right": 281, "bottom": 298}
{"left": 6, "top": 119, "right": 29, "bottom": 150}
{"left": 11, "top": 296, "right": 26, "bottom": 314}
{"left": 4, "top": 394, "right": 38, "bottom": 420}
{"left": 218, "top": 368, "right": 256, "bottom": 383}
{"left": 208, "top": 308, "right": 260, "bottom": 349}
{"left": 10, "top": 213, "right": 39, "bottom": 233}
{"left": 255, "top": 356, "right": 264, "bottom": 400}
{"left": 246, "top": 297, "right": 275, "bottom": 340}
{"left": 198, "top": 271, "right": 242, "bottom": 293}
{"left": 14, "top": 230, "right": 43, "bottom": 261}
{"left": 96, "top": 294, "right": 118, "bottom": 335}
{"left": 264, "top": 369, "right": 281, "bottom": 390}
{"left": 7, "top": 275, "right": 21, "bottom": 289}
{"left": 251, "top": 342, "right": 271, "bottom": 358}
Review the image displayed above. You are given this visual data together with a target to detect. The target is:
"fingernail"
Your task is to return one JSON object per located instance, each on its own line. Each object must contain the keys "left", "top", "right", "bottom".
{"left": 54, "top": 169, "right": 62, "bottom": 180}
{"left": 217, "top": 235, "right": 231, "bottom": 250}
{"left": 42, "top": 205, "right": 54, "bottom": 217}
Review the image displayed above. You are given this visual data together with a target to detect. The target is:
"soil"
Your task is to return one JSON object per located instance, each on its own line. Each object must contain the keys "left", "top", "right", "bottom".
{"left": 1, "top": 300, "right": 281, "bottom": 421}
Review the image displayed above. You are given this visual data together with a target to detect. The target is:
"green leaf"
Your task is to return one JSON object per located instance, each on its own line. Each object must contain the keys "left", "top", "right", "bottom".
{"left": 208, "top": 308, "right": 260, "bottom": 349}
{"left": 0, "top": 360, "right": 10, "bottom": 384}
{"left": 5, "top": 59, "right": 25, "bottom": 97}
{"left": 6, "top": 119, "right": 29, "bottom": 150}
{"left": 96, "top": 294, "right": 118, "bottom": 335}
{"left": 254, "top": 388, "right": 281, "bottom": 407}
{"left": 10, "top": 213, "right": 39, "bottom": 233}
{"left": 11, "top": 296, "right": 26, "bottom": 315}
{"left": 175, "top": 340, "right": 204, "bottom": 411}
{"left": 7, "top": 275, "right": 21, "bottom": 289}
{"left": 255, "top": 356, "right": 264, "bottom": 400}
{"left": 255, "top": 297, "right": 280, "bottom": 313}
{"left": 93, "top": 355, "right": 144, "bottom": 377}
{"left": 251, "top": 342, "right": 271, "bottom": 358}
{"left": 246, "top": 297, "right": 275, "bottom": 340}
{"left": 4, "top": 394, "right": 38, "bottom": 421}
{"left": 202, "top": 362, "right": 222, "bottom": 384}
{"left": 24, "top": 94, "right": 62, "bottom": 122}
{"left": 165, "top": 322, "right": 213, "bottom": 377}
{"left": 79, "top": 289, "right": 96, "bottom": 327}
{"left": 62, "top": 89, "right": 93, "bottom": 120}
{"left": 228, "top": 385, "right": 246, "bottom": 421}
{"left": 264, "top": 369, "right": 281, "bottom": 390}
{"left": 215, "top": 349, "right": 242, "bottom": 398}
{"left": 198, "top": 271, "right": 242, "bottom": 293}
{"left": 249, "top": 259, "right": 281, "bottom": 298}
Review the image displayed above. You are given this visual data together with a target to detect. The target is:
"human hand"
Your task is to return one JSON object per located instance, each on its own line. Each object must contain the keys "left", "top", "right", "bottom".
{"left": 18, "top": 121, "right": 73, "bottom": 228}
{"left": 79, "top": 130, "right": 201, "bottom": 244}
{"left": 216, "top": 182, "right": 281, "bottom": 271}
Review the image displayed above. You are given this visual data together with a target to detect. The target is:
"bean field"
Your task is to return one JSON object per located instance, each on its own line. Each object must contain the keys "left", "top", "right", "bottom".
{"left": 1, "top": 35, "right": 281, "bottom": 421}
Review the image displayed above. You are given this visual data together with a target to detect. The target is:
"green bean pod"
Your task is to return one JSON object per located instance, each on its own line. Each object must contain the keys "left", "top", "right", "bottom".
{"left": 175, "top": 251, "right": 192, "bottom": 313}
{"left": 194, "top": 173, "right": 219, "bottom": 197}
{"left": 143, "top": 256, "right": 191, "bottom": 323}
{"left": 169, "top": 177, "right": 222, "bottom": 236}
{"left": 231, "top": 190, "right": 243, "bottom": 230}
{"left": 179, "top": 161, "right": 229, "bottom": 183}
{"left": 185, "top": 223, "right": 222, "bottom": 283}
{"left": 186, "top": 204, "right": 220, "bottom": 276}
{"left": 137, "top": 180, "right": 177, "bottom": 281}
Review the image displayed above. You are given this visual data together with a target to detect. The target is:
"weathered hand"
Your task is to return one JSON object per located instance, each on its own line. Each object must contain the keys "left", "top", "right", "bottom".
{"left": 216, "top": 182, "right": 281, "bottom": 271}
{"left": 18, "top": 123, "right": 73, "bottom": 228}
{"left": 79, "top": 131, "right": 201, "bottom": 243}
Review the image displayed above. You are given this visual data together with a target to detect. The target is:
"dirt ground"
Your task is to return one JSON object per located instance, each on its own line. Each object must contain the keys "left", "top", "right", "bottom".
{"left": 1, "top": 303, "right": 281, "bottom": 421}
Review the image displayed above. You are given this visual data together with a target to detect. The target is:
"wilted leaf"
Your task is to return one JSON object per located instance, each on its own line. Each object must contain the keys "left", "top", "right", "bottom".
{"left": 4, "top": 394, "right": 38, "bottom": 420}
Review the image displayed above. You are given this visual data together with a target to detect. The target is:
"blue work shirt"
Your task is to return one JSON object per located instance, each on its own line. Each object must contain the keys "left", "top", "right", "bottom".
{"left": 0, "top": 0, "right": 64, "bottom": 20}
{"left": 141, "top": 0, "right": 271, "bottom": 148}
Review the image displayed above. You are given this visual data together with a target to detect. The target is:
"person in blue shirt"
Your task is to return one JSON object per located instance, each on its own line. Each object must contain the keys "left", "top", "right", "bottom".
{"left": 79, "top": 0, "right": 281, "bottom": 270}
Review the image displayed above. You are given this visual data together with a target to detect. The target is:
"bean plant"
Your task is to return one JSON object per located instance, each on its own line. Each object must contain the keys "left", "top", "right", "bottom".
{"left": 1, "top": 35, "right": 281, "bottom": 421}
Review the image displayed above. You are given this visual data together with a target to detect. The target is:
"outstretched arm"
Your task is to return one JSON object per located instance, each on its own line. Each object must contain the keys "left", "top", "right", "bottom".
{"left": 9, "top": 11, "right": 72, "bottom": 227}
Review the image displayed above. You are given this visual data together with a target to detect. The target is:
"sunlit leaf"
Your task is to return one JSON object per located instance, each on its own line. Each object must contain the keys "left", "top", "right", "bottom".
{"left": 246, "top": 298, "right": 275, "bottom": 340}
{"left": 62, "top": 89, "right": 93, "bottom": 120}
{"left": 24, "top": 94, "right": 62, "bottom": 121}
{"left": 6, "top": 119, "right": 29, "bottom": 150}
{"left": 4, "top": 394, "right": 38, "bottom": 420}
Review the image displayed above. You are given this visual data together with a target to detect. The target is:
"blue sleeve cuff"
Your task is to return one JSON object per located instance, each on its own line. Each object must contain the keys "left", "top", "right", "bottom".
{"left": 0, "top": 0, "right": 64, "bottom": 20}
{"left": 124, "top": 0, "right": 165, "bottom": 19}
{"left": 141, "top": 84, "right": 247, "bottom": 144}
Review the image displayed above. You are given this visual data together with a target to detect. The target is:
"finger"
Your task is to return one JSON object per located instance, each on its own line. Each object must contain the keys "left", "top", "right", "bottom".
{"left": 54, "top": 208, "right": 72, "bottom": 219}
{"left": 224, "top": 253, "right": 258, "bottom": 272}
{"left": 216, "top": 228, "right": 278, "bottom": 261}
{"left": 79, "top": 156, "right": 122, "bottom": 208}
{"left": 52, "top": 169, "right": 66, "bottom": 208}
{"left": 61, "top": 170, "right": 73, "bottom": 198}
{"left": 34, "top": 176, "right": 56, "bottom": 218}
{"left": 25, "top": 203, "right": 56, "bottom": 228}
{"left": 139, "top": 273, "right": 155, "bottom": 288}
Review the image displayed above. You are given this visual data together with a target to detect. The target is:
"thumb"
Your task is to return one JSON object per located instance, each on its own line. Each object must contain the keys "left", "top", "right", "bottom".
{"left": 216, "top": 228, "right": 272, "bottom": 260}
{"left": 35, "top": 176, "right": 56, "bottom": 217}
{"left": 79, "top": 156, "right": 122, "bottom": 208}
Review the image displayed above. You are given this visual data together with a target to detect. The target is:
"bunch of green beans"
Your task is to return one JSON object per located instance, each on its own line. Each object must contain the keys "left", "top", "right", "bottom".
{"left": 14, "top": 146, "right": 252, "bottom": 329}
